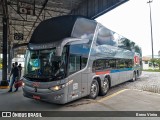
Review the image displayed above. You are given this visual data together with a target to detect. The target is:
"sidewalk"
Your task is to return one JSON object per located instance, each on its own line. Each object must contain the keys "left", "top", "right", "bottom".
{"left": 0, "top": 70, "right": 12, "bottom": 81}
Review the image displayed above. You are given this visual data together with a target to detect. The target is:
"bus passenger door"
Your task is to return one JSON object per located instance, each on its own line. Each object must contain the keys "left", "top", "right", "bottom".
{"left": 67, "top": 55, "right": 82, "bottom": 102}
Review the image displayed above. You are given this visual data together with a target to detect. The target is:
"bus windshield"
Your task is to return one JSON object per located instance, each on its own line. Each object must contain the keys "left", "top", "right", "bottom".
{"left": 25, "top": 48, "right": 66, "bottom": 81}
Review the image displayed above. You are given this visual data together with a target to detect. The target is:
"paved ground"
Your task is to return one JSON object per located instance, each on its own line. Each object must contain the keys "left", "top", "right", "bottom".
{"left": 116, "top": 72, "right": 160, "bottom": 93}
{"left": 1, "top": 88, "right": 160, "bottom": 111}
{"left": 1, "top": 71, "right": 160, "bottom": 120}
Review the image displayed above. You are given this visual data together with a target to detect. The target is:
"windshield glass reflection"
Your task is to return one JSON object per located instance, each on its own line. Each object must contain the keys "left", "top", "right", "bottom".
{"left": 25, "top": 48, "right": 66, "bottom": 81}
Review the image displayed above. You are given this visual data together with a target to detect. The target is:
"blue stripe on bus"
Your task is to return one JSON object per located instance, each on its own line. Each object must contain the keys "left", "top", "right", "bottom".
{"left": 111, "top": 68, "right": 133, "bottom": 73}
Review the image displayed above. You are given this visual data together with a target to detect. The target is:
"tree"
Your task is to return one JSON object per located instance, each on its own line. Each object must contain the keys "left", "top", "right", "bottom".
{"left": 155, "top": 59, "right": 160, "bottom": 70}
{"left": 150, "top": 58, "right": 156, "bottom": 68}
{"left": 150, "top": 58, "right": 160, "bottom": 70}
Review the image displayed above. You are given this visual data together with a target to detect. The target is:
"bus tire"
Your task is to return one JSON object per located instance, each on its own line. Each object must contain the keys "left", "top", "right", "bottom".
{"left": 137, "top": 70, "right": 139, "bottom": 78}
{"left": 99, "top": 77, "right": 109, "bottom": 96}
{"left": 131, "top": 72, "right": 137, "bottom": 82}
{"left": 88, "top": 79, "right": 99, "bottom": 99}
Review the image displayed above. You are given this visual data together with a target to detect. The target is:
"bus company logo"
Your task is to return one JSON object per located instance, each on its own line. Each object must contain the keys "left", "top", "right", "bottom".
{"left": 32, "top": 82, "right": 40, "bottom": 87}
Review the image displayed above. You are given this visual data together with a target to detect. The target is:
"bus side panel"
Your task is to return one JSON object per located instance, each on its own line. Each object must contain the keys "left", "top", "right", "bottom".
{"left": 117, "top": 69, "right": 133, "bottom": 84}
{"left": 122, "top": 70, "right": 132, "bottom": 83}
{"left": 128, "top": 70, "right": 133, "bottom": 80}
{"left": 110, "top": 72, "right": 120, "bottom": 87}
{"left": 87, "top": 73, "right": 96, "bottom": 95}
{"left": 81, "top": 73, "right": 88, "bottom": 97}
{"left": 119, "top": 70, "right": 126, "bottom": 83}
{"left": 67, "top": 72, "right": 82, "bottom": 102}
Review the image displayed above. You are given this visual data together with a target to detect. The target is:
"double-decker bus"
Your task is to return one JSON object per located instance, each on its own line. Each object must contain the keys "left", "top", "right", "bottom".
{"left": 22, "top": 15, "right": 142, "bottom": 104}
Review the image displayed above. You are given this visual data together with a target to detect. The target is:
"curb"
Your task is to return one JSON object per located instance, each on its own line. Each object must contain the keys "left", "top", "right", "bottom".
{"left": 0, "top": 86, "right": 10, "bottom": 89}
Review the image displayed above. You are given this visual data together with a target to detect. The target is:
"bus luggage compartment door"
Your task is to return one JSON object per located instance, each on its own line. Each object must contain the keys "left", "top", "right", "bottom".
{"left": 67, "top": 72, "right": 82, "bottom": 102}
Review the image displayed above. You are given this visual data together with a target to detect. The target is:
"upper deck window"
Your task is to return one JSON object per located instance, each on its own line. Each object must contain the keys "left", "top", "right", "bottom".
{"left": 71, "top": 18, "right": 97, "bottom": 41}
{"left": 96, "top": 25, "right": 117, "bottom": 46}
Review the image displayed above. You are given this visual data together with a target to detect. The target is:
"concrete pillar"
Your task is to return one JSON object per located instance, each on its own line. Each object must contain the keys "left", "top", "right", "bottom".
{"left": 8, "top": 44, "right": 12, "bottom": 74}
{"left": 0, "top": 17, "right": 9, "bottom": 86}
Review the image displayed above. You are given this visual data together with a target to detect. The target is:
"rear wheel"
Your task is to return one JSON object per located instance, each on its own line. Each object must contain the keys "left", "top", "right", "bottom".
{"left": 100, "top": 77, "right": 109, "bottom": 96}
{"left": 88, "top": 79, "right": 99, "bottom": 99}
{"left": 131, "top": 72, "right": 137, "bottom": 82}
{"left": 137, "top": 70, "right": 139, "bottom": 78}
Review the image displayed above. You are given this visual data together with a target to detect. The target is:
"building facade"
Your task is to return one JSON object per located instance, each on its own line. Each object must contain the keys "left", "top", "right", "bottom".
{"left": 142, "top": 55, "right": 160, "bottom": 70}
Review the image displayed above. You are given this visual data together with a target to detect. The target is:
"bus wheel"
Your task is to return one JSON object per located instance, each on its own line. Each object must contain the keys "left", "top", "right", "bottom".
{"left": 131, "top": 72, "right": 137, "bottom": 82}
{"left": 89, "top": 79, "right": 99, "bottom": 99}
{"left": 137, "top": 70, "right": 139, "bottom": 77}
{"left": 100, "top": 77, "right": 109, "bottom": 96}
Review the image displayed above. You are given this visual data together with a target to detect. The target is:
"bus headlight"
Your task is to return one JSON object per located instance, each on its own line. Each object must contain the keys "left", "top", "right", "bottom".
{"left": 22, "top": 82, "right": 25, "bottom": 86}
{"left": 50, "top": 84, "right": 65, "bottom": 91}
{"left": 52, "top": 85, "right": 61, "bottom": 91}
{"left": 50, "top": 80, "right": 73, "bottom": 91}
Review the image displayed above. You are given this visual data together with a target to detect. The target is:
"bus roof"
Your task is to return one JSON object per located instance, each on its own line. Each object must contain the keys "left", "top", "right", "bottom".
{"left": 29, "top": 15, "right": 91, "bottom": 44}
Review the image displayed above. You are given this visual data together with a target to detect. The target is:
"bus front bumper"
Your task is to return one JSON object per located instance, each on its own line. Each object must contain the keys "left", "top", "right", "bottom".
{"left": 22, "top": 86, "right": 68, "bottom": 104}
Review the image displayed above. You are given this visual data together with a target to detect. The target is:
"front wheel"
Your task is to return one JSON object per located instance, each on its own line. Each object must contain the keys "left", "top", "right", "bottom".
{"left": 88, "top": 79, "right": 99, "bottom": 99}
{"left": 99, "top": 78, "right": 109, "bottom": 96}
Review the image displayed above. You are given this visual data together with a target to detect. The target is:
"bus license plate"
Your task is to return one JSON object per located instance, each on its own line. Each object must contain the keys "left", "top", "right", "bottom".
{"left": 33, "top": 95, "right": 40, "bottom": 100}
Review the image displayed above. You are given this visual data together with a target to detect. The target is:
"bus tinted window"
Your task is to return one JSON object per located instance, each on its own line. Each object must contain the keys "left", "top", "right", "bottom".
{"left": 96, "top": 26, "right": 117, "bottom": 46}
{"left": 92, "top": 59, "right": 133, "bottom": 72}
{"left": 125, "top": 59, "right": 133, "bottom": 68}
{"left": 117, "top": 59, "right": 125, "bottom": 68}
{"left": 118, "top": 38, "right": 142, "bottom": 56}
{"left": 104, "top": 60, "right": 110, "bottom": 69}
{"left": 104, "top": 59, "right": 116, "bottom": 69}
{"left": 72, "top": 18, "right": 97, "bottom": 40}
{"left": 95, "top": 59, "right": 105, "bottom": 70}
{"left": 108, "top": 59, "right": 116, "bottom": 69}
{"left": 81, "top": 57, "right": 88, "bottom": 69}
{"left": 69, "top": 55, "right": 81, "bottom": 74}
{"left": 117, "top": 59, "right": 133, "bottom": 68}
{"left": 69, "top": 44, "right": 90, "bottom": 74}
{"left": 93, "top": 59, "right": 116, "bottom": 71}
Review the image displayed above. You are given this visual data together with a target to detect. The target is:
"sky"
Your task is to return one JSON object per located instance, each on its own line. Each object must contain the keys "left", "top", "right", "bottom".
{"left": 96, "top": 0, "right": 160, "bottom": 57}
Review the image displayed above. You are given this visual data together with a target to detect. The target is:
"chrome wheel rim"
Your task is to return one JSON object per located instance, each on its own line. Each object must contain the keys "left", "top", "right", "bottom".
{"left": 103, "top": 79, "right": 109, "bottom": 93}
{"left": 90, "top": 82, "right": 98, "bottom": 97}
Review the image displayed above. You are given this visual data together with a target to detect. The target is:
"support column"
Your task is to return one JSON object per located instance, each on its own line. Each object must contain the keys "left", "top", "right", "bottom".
{"left": 0, "top": 17, "right": 9, "bottom": 87}
{"left": 8, "top": 44, "right": 12, "bottom": 74}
